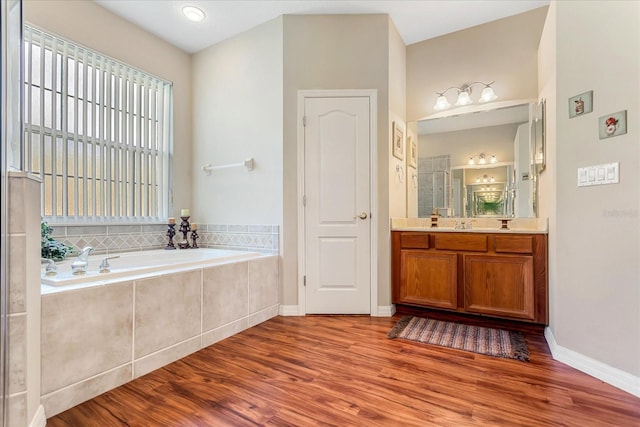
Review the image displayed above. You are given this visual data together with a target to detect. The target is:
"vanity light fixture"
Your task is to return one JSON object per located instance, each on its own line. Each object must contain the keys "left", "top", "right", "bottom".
{"left": 468, "top": 153, "right": 498, "bottom": 166}
{"left": 475, "top": 174, "right": 495, "bottom": 184}
{"left": 182, "top": 5, "right": 206, "bottom": 22}
{"left": 433, "top": 81, "right": 498, "bottom": 111}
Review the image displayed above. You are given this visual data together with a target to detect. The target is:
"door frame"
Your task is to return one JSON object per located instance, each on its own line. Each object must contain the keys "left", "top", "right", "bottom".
{"left": 296, "top": 89, "right": 378, "bottom": 315}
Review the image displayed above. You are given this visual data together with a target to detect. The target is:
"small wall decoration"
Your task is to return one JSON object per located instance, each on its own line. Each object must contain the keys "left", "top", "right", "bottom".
{"left": 599, "top": 110, "right": 627, "bottom": 139}
{"left": 392, "top": 121, "right": 404, "bottom": 160}
{"left": 568, "top": 90, "right": 593, "bottom": 118}
{"left": 408, "top": 136, "right": 417, "bottom": 169}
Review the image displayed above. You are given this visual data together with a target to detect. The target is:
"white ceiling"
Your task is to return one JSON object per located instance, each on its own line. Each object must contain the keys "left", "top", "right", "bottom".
{"left": 94, "top": 0, "right": 549, "bottom": 54}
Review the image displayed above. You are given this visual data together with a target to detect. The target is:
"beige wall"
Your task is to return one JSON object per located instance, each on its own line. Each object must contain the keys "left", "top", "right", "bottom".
{"left": 191, "top": 18, "right": 283, "bottom": 225}
{"left": 282, "top": 15, "right": 392, "bottom": 308}
{"left": 552, "top": 0, "right": 640, "bottom": 377}
{"left": 406, "top": 7, "right": 548, "bottom": 122}
{"left": 388, "top": 19, "right": 407, "bottom": 221}
{"left": 537, "top": 2, "right": 557, "bottom": 330}
{"left": 24, "top": 0, "right": 193, "bottom": 219}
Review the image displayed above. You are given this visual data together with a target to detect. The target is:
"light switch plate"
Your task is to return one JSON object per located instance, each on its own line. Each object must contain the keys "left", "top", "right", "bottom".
{"left": 577, "top": 162, "right": 619, "bottom": 187}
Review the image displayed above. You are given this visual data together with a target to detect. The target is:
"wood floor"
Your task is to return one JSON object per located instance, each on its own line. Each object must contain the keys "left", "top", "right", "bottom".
{"left": 48, "top": 314, "right": 640, "bottom": 427}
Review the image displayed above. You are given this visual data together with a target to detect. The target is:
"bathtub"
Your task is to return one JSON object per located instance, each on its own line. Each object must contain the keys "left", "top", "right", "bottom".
{"left": 42, "top": 248, "right": 264, "bottom": 287}
{"left": 40, "top": 247, "right": 280, "bottom": 416}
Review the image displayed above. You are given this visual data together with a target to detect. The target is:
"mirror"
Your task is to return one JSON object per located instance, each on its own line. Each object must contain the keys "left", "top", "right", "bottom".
{"left": 533, "top": 99, "right": 546, "bottom": 175}
{"left": 410, "top": 101, "right": 544, "bottom": 218}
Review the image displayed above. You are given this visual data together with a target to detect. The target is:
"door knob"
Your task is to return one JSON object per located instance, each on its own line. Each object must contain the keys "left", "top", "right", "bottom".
{"left": 357, "top": 212, "right": 368, "bottom": 220}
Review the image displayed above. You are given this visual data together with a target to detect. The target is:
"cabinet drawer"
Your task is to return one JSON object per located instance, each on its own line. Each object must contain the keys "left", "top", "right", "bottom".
{"left": 435, "top": 234, "right": 487, "bottom": 252}
{"left": 400, "top": 233, "right": 429, "bottom": 249}
{"left": 495, "top": 235, "right": 533, "bottom": 254}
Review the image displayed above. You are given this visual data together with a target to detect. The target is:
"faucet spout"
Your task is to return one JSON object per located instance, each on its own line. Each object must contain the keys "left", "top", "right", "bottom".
{"left": 71, "top": 246, "right": 94, "bottom": 275}
{"left": 77, "top": 246, "right": 94, "bottom": 262}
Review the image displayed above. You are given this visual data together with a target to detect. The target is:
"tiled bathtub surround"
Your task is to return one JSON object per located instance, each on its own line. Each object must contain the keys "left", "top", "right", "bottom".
{"left": 41, "top": 255, "right": 279, "bottom": 417}
{"left": 198, "top": 224, "right": 279, "bottom": 254}
{"left": 9, "top": 173, "right": 42, "bottom": 427}
{"left": 51, "top": 224, "right": 167, "bottom": 254}
{"left": 51, "top": 223, "right": 280, "bottom": 255}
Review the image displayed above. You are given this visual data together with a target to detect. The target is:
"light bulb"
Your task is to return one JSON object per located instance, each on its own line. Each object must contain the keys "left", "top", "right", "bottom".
{"left": 479, "top": 86, "right": 498, "bottom": 103}
{"left": 434, "top": 94, "right": 450, "bottom": 111}
{"left": 468, "top": 157, "right": 475, "bottom": 165}
{"left": 455, "top": 90, "right": 472, "bottom": 106}
{"left": 479, "top": 154, "right": 486, "bottom": 165}
{"left": 490, "top": 155, "right": 497, "bottom": 163}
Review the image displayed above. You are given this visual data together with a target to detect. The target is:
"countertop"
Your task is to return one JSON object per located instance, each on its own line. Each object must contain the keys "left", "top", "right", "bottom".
{"left": 391, "top": 226, "right": 548, "bottom": 234}
{"left": 390, "top": 217, "right": 548, "bottom": 234}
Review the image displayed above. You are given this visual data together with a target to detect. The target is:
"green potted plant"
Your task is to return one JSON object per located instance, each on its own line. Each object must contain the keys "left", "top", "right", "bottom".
{"left": 41, "top": 220, "right": 73, "bottom": 261}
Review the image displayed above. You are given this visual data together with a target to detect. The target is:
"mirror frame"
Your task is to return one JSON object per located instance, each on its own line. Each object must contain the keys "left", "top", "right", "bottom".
{"left": 410, "top": 99, "right": 544, "bottom": 219}
{"left": 533, "top": 99, "right": 546, "bottom": 174}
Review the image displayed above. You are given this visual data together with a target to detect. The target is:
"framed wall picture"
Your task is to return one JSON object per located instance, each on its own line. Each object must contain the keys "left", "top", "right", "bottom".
{"left": 569, "top": 90, "right": 593, "bottom": 118}
{"left": 392, "top": 121, "right": 404, "bottom": 160}
{"left": 598, "top": 110, "right": 627, "bottom": 139}
{"left": 407, "top": 136, "right": 417, "bottom": 169}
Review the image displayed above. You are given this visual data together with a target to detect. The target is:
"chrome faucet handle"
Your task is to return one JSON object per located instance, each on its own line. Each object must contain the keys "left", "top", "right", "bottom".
{"left": 99, "top": 256, "right": 120, "bottom": 273}
{"left": 41, "top": 258, "right": 57, "bottom": 276}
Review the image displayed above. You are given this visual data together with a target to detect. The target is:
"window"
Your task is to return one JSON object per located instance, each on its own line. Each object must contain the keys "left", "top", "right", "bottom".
{"left": 23, "top": 25, "right": 172, "bottom": 222}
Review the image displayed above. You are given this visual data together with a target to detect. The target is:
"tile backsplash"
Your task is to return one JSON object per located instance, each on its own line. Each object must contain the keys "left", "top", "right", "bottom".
{"left": 51, "top": 223, "right": 279, "bottom": 255}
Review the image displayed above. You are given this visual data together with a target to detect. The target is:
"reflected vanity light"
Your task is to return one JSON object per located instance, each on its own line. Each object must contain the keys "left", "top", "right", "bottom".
{"left": 433, "top": 81, "right": 497, "bottom": 111}
{"left": 468, "top": 153, "right": 497, "bottom": 166}
{"left": 475, "top": 174, "right": 495, "bottom": 184}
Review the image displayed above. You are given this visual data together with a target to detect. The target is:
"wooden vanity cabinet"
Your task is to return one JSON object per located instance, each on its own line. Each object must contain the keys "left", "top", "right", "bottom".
{"left": 392, "top": 231, "right": 548, "bottom": 324}
{"left": 399, "top": 250, "right": 457, "bottom": 309}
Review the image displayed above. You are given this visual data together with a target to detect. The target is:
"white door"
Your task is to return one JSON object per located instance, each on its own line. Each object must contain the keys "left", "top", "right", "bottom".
{"left": 303, "top": 96, "right": 371, "bottom": 314}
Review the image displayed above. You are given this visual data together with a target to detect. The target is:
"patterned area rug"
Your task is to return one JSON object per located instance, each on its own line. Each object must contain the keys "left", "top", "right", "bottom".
{"left": 388, "top": 316, "right": 529, "bottom": 361}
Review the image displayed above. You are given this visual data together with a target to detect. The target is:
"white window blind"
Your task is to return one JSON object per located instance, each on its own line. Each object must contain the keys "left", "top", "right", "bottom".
{"left": 23, "top": 25, "right": 172, "bottom": 222}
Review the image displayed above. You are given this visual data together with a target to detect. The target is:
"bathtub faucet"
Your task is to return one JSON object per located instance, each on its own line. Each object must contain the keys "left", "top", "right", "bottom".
{"left": 99, "top": 256, "right": 120, "bottom": 274}
{"left": 41, "top": 258, "right": 57, "bottom": 276}
{"left": 71, "top": 246, "right": 94, "bottom": 275}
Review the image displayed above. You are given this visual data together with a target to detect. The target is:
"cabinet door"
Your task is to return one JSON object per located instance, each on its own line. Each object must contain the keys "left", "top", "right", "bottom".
{"left": 464, "top": 254, "right": 535, "bottom": 320}
{"left": 399, "top": 250, "right": 457, "bottom": 309}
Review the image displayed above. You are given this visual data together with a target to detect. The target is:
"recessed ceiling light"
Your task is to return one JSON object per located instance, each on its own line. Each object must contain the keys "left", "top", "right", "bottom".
{"left": 182, "top": 5, "right": 206, "bottom": 23}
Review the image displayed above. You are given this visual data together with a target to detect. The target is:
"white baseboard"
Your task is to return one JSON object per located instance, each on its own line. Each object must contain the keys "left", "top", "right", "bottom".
{"left": 545, "top": 327, "right": 640, "bottom": 398}
{"left": 279, "top": 305, "right": 396, "bottom": 317}
{"left": 279, "top": 305, "right": 302, "bottom": 316}
{"left": 374, "top": 305, "right": 396, "bottom": 317}
{"left": 29, "top": 405, "right": 46, "bottom": 427}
